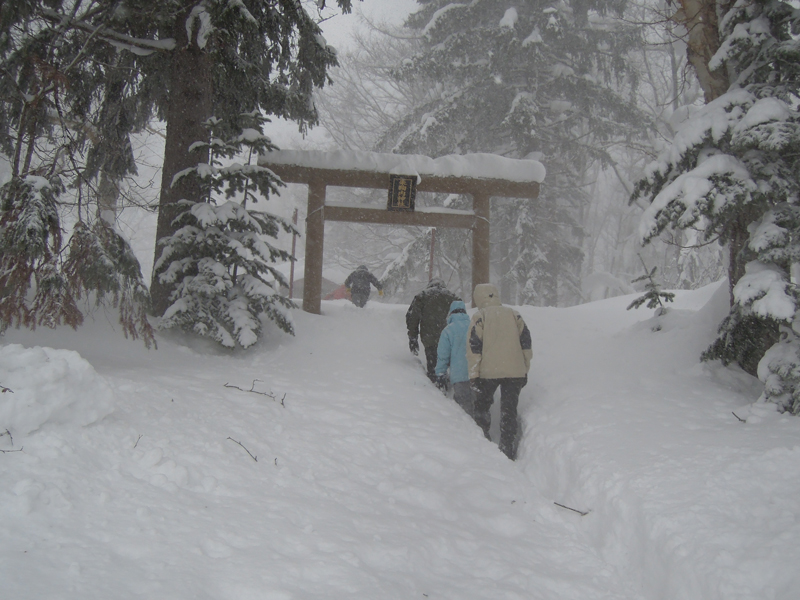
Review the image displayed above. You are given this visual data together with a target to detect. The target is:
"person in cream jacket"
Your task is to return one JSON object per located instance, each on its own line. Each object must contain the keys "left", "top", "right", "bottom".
{"left": 467, "top": 284, "right": 532, "bottom": 459}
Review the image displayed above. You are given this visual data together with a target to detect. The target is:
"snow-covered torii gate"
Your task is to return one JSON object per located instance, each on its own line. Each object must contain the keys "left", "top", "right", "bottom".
{"left": 259, "top": 150, "right": 545, "bottom": 314}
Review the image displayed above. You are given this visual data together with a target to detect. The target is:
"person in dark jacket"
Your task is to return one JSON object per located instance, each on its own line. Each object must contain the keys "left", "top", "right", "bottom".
{"left": 345, "top": 265, "right": 383, "bottom": 308}
{"left": 406, "top": 278, "right": 460, "bottom": 380}
{"left": 434, "top": 300, "right": 475, "bottom": 417}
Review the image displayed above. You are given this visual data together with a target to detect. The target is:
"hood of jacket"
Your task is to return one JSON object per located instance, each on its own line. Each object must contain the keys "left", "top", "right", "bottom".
{"left": 472, "top": 284, "right": 502, "bottom": 309}
{"left": 447, "top": 300, "right": 468, "bottom": 324}
{"left": 427, "top": 277, "right": 445, "bottom": 289}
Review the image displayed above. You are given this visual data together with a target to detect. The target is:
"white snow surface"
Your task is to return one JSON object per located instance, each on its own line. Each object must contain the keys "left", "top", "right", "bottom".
{"left": 2, "top": 281, "right": 799, "bottom": 599}
{"left": 259, "top": 149, "right": 546, "bottom": 184}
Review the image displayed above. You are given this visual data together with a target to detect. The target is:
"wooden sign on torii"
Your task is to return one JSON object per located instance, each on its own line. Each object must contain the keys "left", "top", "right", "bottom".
{"left": 259, "top": 150, "right": 545, "bottom": 314}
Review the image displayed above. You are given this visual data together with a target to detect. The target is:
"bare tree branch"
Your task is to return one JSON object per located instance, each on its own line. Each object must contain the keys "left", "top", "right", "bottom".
{"left": 1, "top": 429, "right": 13, "bottom": 445}
{"left": 554, "top": 502, "right": 590, "bottom": 516}
{"left": 224, "top": 380, "right": 285, "bottom": 406}
{"left": 227, "top": 437, "right": 257, "bottom": 462}
{"left": 1, "top": 429, "right": 21, "bottom": 453}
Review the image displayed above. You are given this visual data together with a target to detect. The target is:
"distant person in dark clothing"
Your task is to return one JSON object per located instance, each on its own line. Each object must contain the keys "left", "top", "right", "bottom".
{"left": 467, "top": 283, "right": 532, "bottom": 460}
{"left": 345, "top": 265, "right": 383, "bottom": 308}
{"left": 406, "top": 278, "right": 460, "bottom": 380}
{"left": 435, "top": 300, "right": 475, "bottom": 417}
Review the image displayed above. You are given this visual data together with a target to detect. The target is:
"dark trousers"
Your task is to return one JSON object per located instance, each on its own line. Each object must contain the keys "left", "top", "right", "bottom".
{"left": 472, "top": 377, "right": 527, "bottom": 460}
{"left": 423, "top": 344, "right": 437, "bottom": 380}
{"left": 351, "top": 292, "right": 369, "bottom": 308}
{"left": 452, "top": 381, "right": 475, "bottom": 418}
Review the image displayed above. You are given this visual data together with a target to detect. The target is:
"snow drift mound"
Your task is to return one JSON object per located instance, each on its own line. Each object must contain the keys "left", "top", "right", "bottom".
{"left": 0, "top": 344, "right": 115, "bottom": 437}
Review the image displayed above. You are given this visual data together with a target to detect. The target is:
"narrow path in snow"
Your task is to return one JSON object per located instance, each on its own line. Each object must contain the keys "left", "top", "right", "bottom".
{"left": 248, "top": 301, "right": 643, "bottom": 599}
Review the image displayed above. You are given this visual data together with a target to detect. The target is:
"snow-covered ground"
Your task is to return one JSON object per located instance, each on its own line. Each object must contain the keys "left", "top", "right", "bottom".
{"left": 2, "top": 281, "right": 798, "bottom": 600}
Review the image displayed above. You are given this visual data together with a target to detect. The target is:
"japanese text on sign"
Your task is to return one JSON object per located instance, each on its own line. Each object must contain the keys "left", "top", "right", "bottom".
{"left": 387, "top": 174, "right": 416, "bottom": 212}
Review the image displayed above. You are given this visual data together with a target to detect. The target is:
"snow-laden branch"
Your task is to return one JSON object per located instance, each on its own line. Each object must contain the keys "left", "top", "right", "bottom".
{"left": 40, "top": 8, "right": 176, "bottom": 55}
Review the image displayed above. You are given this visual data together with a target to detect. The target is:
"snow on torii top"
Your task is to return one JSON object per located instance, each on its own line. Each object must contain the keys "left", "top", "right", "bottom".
{"left": 258, "top": 149, "right": 546, "bottom": 184}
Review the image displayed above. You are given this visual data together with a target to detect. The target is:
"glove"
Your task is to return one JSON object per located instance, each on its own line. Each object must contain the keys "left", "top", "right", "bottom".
{"left": 345, "top": 287, "right": 351, "bottom": 294}
{"left": 408, "top": 337, "right": 419, "bottom": 355}
{"left": 435, "top": 375, "right": 448, "bottom": 392}
{"left": 378, "top": 289, "right": 384, "bottom": 297}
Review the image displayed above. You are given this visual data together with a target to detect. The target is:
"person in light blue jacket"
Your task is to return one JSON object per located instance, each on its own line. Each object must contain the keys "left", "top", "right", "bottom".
{"left": 434, "top": 300, "right": 475, "bottom": 418}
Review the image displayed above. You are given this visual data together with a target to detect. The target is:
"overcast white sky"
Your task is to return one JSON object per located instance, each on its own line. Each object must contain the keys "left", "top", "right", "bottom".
{"left": 318, "top": 0, "right": 419, "bottom": 51}
{"left": 269, "top": 0, "right": 420, "bottom": 149}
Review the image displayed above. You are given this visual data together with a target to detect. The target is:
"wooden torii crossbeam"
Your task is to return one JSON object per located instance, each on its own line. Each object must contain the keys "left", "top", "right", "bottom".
{"left": 259, "top": 150, "right": 545, "bottom": 314}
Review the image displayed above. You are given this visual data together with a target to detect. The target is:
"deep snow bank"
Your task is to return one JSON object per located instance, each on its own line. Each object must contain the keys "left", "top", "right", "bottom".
{"left": 0, "top": 344, "right": 114, "bottom": 437}
{"left": 518, "top": 281, "right": 800, "bottom": 600}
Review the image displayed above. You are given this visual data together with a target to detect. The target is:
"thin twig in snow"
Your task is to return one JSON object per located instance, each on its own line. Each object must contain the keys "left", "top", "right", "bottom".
{"left": 732, "top": 411, "right": 746, "bottom": 423}
{"left": 554, "top": 502, "right": 590, "bottom": 516}
{"left": 224, "top": 380, "right": 276, "bottom": 399}
{"left": 1, "top": 429, "right": 21, "bottom": 453}
{"left": 227, "top": 437, "right": 257, "bottom": 462}
{"left": 1, "top": 384, "right": 13, "bottom": 393}
{"left": 134, "top": 434, "right": 143, "bottom": 448}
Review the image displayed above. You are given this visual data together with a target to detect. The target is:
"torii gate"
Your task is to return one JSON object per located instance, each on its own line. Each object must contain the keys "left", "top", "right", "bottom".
{"left": 259, "top": 150, "right": 544, "bottom": 314}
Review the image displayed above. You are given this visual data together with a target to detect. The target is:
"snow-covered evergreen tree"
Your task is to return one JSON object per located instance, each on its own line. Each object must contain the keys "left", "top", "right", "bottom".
{"left": 154, "top": 112, "right": 295, "bottom": 348}
{"left": 378, "top": 0, "right": 646, "bottom": 306}
{"left": 0, "top": 0, "right": 357, "bottom": 317}
{"left": 632, "top": 1, "right": 800, "bottom": 409}
{"left": 141, "top": 0, "right": 355, "bottom": 314}
{"left": 0, "top": 1, "right": 155, "bottom": 345}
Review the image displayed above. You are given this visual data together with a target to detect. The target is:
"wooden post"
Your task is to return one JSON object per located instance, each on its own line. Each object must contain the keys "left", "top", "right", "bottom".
{"left": 289, "top": 208, "right": 298, "bottom": 298}
{"left": 472, "top": 192, "right": 490, "bottom": 305}
{"left": 428, "top": 227, "right": 436, "bottom": 281}
{"left": 303, "top": 179, "right": 326, "bottom": 314}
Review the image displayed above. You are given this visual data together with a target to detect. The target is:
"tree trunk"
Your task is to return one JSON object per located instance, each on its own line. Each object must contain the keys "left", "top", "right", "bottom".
{"left": 150, "top": 7, "right": 212, "bottom": 316}
{"left": 671, "top": 0, "right": 730, "bottom": 104}
{"left": 672, "top": 2, "right": 755, "bottom": 305}
{"left": 96, "top": 170, "right": 120, "bottom": 226}
{"left": 726, "top": 212, "right": 750, "bottom": 306}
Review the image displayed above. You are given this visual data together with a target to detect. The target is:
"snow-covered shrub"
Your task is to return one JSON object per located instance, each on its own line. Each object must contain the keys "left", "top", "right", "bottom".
{"left": 757, "top": 326, "right": 800, "bottom": 415}
{"left": 154, "top": 113, "right": 296, "bottom": 348}
{"left": 64, "top": 221, "right": 155, "bottom": 348}
{"left": 0, "top": 176, "right": 79, "bottom": 330}
{"left": 702, "top": 259, "right": 799, "bottom": 378}
{"left": 0, "top": 177, "right": 154, "bottom": 346}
